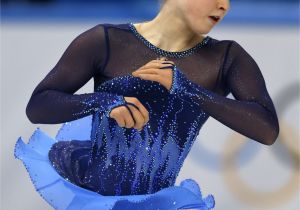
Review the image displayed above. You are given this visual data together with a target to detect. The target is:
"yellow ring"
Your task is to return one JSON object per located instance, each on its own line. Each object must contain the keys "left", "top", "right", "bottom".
{"left": 222, "top": 120, "right": 299, "bottom": 208}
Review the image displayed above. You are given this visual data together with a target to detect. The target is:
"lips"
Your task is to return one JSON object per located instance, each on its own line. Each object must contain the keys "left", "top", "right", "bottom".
{"left": 209, "top": 16, "right": 220, "bottom": 23}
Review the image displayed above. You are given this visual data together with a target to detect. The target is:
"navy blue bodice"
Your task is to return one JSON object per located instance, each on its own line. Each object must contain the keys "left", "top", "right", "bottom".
{"left": 26, "top": 22, "right": 279, "bottom": 196}
{"left": 82, "top": 70, "right": 209, "bottom": 195}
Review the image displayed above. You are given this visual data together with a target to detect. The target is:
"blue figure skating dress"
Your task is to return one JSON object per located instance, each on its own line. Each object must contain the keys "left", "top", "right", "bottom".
{"left": 14, "top": 22, "right": 279, "bottom": 210}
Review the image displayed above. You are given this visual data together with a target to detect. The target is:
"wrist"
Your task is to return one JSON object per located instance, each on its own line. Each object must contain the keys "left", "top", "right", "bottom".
{"left": 104, "top": 95, "right": 127, "bottom": 118}
{"left": 169, "top": 65, "right": 190, "bottom": 95}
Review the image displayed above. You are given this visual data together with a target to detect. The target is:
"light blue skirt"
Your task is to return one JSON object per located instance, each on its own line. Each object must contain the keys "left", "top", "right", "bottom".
{"left": 14, "top": 115, "right": 215, "bottom": 210}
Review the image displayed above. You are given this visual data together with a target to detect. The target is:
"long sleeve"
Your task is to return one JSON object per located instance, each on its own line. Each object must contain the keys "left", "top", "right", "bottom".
{"left": 26, "top": 24, "right": 126, "bottom": 124}
{"left": 169, "top": 41, "right": 279, "bottom": 145}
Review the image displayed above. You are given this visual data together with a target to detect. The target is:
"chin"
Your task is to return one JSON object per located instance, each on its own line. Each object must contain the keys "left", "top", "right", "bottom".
{"left": 188, "top": 22, "right": 213, "bottom": 35}
{"left": 192, "top": 27, "right": 212, "bottom": 36}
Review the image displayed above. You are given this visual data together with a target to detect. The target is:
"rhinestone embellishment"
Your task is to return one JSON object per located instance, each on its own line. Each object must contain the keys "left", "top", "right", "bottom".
{"left": 128, "top": 22, "right": 211, "bottom": 58}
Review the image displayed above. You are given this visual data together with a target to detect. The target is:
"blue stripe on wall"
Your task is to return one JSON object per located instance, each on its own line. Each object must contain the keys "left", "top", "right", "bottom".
{"left": 1, "top": 2, "right": 299, "bottom": 25}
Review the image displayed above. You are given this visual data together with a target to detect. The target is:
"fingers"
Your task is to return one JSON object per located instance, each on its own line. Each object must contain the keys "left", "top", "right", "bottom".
{"left": 153, "top": 58, "right": 175, "bottom": 65}
{"left": 133, "top": 62, "right": 174, "bottom": 77}
{"left": 157, "top": 57, "right": 168, "bottom": 61}
{"left": 141, "top": 58, "right": 175, "bottom": 69}
{"left": 120, "top": 104, "right": 138, "bottom": 129}
{"left": 141, "top": 63, "right": 173, "bottom": 71}
{"left": 126, "top": 104, "right": 147, "bottom": 130}
{"left": 127, "top": 101, "right": 149, "bottom": 124}
{"left": 113, "top": 106, "right": 132, "bottom": 128}
{"left": 122, "top": 97, "right": 149, "bottom": 130}
{"left": 161, "top": 61, "right": 175, "bottom": 66}
{"left": 133, "top": 73, "right": 161, "bottom": 83}
{"left": 153, "top": 58, "right": 175, "bottom": 66}
{"left": 132, "top": 69, "right": 162, "bottom": 77}
{"left": 133, "top": 68, "right": 159, "bottom": 75}
{"left": 132, "top": 58, "right": 175, "bottom": 77}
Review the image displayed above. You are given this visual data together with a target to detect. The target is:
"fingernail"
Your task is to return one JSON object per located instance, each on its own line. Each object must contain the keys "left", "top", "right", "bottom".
{"left": 158, "top": 56, "right": 167, "bottom": 61}
{"left": 159, "top": 65, "right": 174, "bottom": 69}
{"left": 162, "top": 62, "right": 175, "bottom": 65}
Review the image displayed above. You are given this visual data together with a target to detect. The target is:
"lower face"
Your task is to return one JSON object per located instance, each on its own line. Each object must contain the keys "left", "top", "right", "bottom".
{"left": 178, "top": 0, "right": 227, "bottom": 35}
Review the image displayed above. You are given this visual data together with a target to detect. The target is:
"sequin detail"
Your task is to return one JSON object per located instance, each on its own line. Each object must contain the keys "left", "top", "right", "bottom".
{"left": 169, "top": 65, "right": 180, "bottom": 94}
{"left": 128, "top": 22, "right": 211, "bottom": 58}
{"left": 104, "top": 95, "right": 127, "bottom": 118}
{"left": 50, "top": 71, "right": 212, "bottom": 196}
{"left": 169, "top": 65, "right": 214, "bottom": 106}
{"left": 15, "top": 124, "right": 215, "bottom": 209}
{"left": 71, "top": 92, "right": 127, "bottom": 119}
{"left": 14, "top": 21, "right": 280, "bottom": 210}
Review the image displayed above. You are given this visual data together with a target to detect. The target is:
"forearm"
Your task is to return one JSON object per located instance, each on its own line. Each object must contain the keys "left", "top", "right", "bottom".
{"left": 26, "top": 89, "right": 126, "bottom": 124}
{"left": 170, "top": 66, "right": 279, "bottom": 145}
{"left": 182, "top": 90, "right": 278, "bottom": 144}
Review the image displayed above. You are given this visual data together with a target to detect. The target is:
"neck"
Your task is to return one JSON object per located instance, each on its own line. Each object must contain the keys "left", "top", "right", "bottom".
{"left": 133, "top": 4, "right": 205, "bottom": 52}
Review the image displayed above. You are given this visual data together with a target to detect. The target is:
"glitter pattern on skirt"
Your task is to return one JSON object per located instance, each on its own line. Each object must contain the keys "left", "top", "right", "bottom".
{"left": 14, "top": 65, "right": 216, "bottom": 210}
{"left": 14, "top": 21, "right": 280, "bottom": 209}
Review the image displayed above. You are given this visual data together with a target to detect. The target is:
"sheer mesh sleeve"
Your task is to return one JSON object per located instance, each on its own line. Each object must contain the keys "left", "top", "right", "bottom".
{"left": 25, "top": 24, "right": 126, "bottom": 124}
{"left": 170, "top": 41, "right": 279, "bottom": 145}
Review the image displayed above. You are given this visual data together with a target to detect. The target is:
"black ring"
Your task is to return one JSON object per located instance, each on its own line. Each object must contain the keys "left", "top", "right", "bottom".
{"left": 124, "top": 104, "right": 136, "bottom": 125}
{"left": 125, "top": 101, "right": 140, "bottom": 111}
{"left": 159, "top": 65, "right": 175, "bottom": 70}
{"left": 162, "top": 62, "right": 175, "bottom": 65}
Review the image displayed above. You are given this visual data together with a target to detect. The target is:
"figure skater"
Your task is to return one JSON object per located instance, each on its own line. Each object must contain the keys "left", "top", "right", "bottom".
{"left": 14, "top": 0, "right": 279, "bottom": 209}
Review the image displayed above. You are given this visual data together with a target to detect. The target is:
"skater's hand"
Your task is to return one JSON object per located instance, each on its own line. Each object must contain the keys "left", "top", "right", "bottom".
{"left": 131, "top": 57, "right": 175, "bottom": 91}
{"left": 109, "top": 97, "right": 149, "bottom": 131}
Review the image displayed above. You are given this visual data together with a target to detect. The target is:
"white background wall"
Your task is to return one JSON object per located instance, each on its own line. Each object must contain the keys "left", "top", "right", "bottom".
{"left": 1, "top": 21, "right": 299, "bottom": 210}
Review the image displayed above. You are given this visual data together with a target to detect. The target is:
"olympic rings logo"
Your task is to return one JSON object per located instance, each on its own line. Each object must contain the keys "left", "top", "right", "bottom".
{"left": 189, "top": 81, "right": 300, "bottom": 208}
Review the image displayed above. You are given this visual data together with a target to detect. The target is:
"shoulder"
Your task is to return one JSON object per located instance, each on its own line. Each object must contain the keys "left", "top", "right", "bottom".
{"left": 208, "top": 36, "right": 247, "bottom": 50}
{"left": 212, "top": 38, "right": 255, "bottom": 62}
{"left": 205, "top": 37, "right": 237, "bottom": 57}
{"left": 76, "top": 22, "right": 130, "bottom": 38}
{"left": 205, "top": 36, "right": 256, "bottom": 63}
{"left": 206, "top": 36, "right": 234, "bottom": 46}
{"left": 71, "top": 22, "right": 130, "bottom": 45}
{"left": 93, "top": 22, "right": 131, "bottom": 32}
{"left": 227, "top": 40, "right": 251, "bottom": 56}
{"left": 222, "top": 40, "right": 254, "bottom": 61}
{"left": 217, "top": 38, "right": 259, "bottom": 80}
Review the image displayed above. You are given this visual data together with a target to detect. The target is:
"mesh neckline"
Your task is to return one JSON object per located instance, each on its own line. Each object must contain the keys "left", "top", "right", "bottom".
{"left": 127, "top": 22, "right": 211, "bottom": 58}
